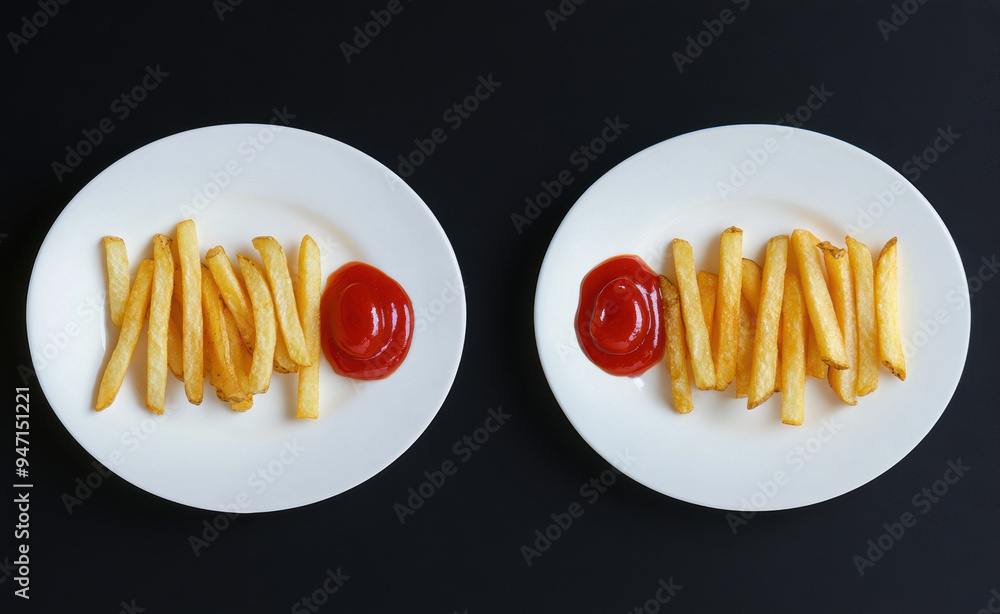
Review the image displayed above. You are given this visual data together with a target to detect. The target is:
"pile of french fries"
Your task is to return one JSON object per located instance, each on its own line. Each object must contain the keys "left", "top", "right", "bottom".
{"left": 95, "top": 220, "right": 322, "bottom": 419}
{"left": 660, "top": 228, "right": 905, "bottom": 426}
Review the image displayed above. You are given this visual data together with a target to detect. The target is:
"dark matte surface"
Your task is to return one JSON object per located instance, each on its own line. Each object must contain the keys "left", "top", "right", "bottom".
{"left": 3, "top": 1, "right": 998, "bottom": 612}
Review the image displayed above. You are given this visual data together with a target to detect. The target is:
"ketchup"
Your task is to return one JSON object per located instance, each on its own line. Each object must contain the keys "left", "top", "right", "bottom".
{"left": 576, "top": 255, "right": 665, "bottom": 376}
{"left": 320, "top": 262, "right": 414, "bottom": 380}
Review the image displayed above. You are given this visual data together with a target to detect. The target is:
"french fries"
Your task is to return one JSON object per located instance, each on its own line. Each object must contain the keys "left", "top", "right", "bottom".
{"left": 741, "top": 258, "right": 762, "bottom": 315}
{"left": 201, "top": 264, "right": 246, "bottom": 404}
{"left": 103, "top": 236, "right": 130, "bottom": 327}
{"left": 237, "top": 255, "right": 277, "bottom": 394}
{"left": 206, "top": 246, "right": 256, "bottom": 350}
{"left": 296, "top": 236, "right": 322, "bottom": 419}
{"left": 146, "top": 234, "right": 174, "bottom": 415}
{"left": 876, "top": 237, "right": 906, "bottom": 380}
{"left": 805, "top": 313, "right": 828, "bottom": 379}
{"left": 734, "top": 295, "right": 754, "bottom": 399}
{"left": 697, "top": 271, "right": 718, "bottom": 343}
{"left": 791, "top": 229, "right": 848, "bottom": 370}
{"left": 252, "top": 236, "right": 311, "bottom": 367}
{"left": 177, "top": 219, "right": 204, "bottom": 405}
{"left": 224, "top": 308, "right": 253, "bottom": 411}
{"left": 96, "top": 259, "right": 154, "bottom": 410}
{"left": 820, "top": 242, "right": 859, "bottom": 405}
{"left": 672, "top": 239, "right": 716, "bottom": 390}
{"left": 659, "top": 276, "right": 692, "bottom": 413}
{"left": 780, "top": 272, "right": 807, "bottom": 425}
{"left": 747, "top": 235, "right": 788, "bottom": 409}
{"left": 848, "top": 236, "right": 879, "bottom": 395}
{"left": 712, "top": 227, "right": 743, "bottom": 390}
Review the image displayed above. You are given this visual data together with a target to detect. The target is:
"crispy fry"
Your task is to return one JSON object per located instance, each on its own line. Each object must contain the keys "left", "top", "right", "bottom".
{"left": 734, "top": 295, "right": 754, "bottom": 399}
{"left": 206, "top": 246, "right": 255, "bottom": 350}
{"left": 167, "top": 305, "right": 184, "bottom": 380}
{"left": 177, "top": 219, "right": 204, "bottom": 404}
{"left": 201, "top": 264, "right": 246, "bottom": 402}
{"left": 96, "top": 259, "right": 154, "bottom": 410}
{"left": 296, "top": 236, "right": 322, "bottom": 419}
{"left": 713, "top": 226, "right": 743, "bottom": 390}
{"left": 747, "top": 235, "right": 788, "bottom": 408}
{"left": 224, "top": 308, "right": 253, "bottom": 411}
{"left": 660, "top": 276, "right": 693, "bottom": 413}
{"left": 252, "top": 236, "right": 311, "bottom": 366}
{"left": 780, "top": 272, "right": 807, "bottom": 425}
{"left": 672, "top": 239, "right": 716, "bottom": 390}
{"left": 146, "top": 234, "right": 174, "bottom": 415}
{"left": 876, "top": 237, "right": 906, "bottom": 380}
{"left": 103, "top": 236, "right": 130, "bottom": 327}
{"left": 791, "top": 229, "right": 847, "bottom": 370}
{"left": 805, "top": 309, "right": 828, "bottom": 379}
{"left": 697, "top": 271, "right": 718, "bottom": 345}
{"left": 847, "top": 235, "right": 879, "bottom": 395}
{"left": 741, "top": 258, "right": 762, "bottom": 315}
{"left": 273, "top": 323, "right": 299, "bottom": 373}
{"left": 820, "top": 241, "right": 859, "bottom": 405}
{"left": 237, "top": 255, "right": 277, "bottom": 394}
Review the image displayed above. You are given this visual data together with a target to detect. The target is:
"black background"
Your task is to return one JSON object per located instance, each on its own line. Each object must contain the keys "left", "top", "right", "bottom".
{"left": 3, "top": 1, "right": 998, "bottom": 612}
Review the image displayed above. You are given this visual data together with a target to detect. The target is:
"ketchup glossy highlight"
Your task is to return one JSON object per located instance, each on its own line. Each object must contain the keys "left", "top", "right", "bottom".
{"left": 321, "top": 262, "right": 413, "bottom": 380}
{"left": 576, "top": 255, "right": 664, "bottom": 376}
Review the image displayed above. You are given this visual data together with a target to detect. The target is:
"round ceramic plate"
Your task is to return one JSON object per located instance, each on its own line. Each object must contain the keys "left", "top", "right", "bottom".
{"left": 27, "top": 124, "right": 466, "bottom": 513}
{"left": 534, "top": 124, "right": 970, "bottom": 511}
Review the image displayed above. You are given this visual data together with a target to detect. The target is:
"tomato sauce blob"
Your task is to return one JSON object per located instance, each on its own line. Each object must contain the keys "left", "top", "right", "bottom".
{"left": 575, "top": 255, "right": 665, "bottom": 376}
{"left": 320, "top": 262, "right": 413, "bottom": 380}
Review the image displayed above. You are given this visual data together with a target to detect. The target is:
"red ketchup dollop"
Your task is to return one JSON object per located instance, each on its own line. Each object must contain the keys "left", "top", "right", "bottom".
{"left": 575, "top": 255, "right": 665, "bottom": 376}
{"left": 320, "top": 262, "right": 414, "bottom": 380}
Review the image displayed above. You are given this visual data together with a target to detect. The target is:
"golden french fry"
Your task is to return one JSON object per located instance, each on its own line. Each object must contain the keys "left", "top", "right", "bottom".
{"left": 224, "top": 307, "right": 253, "bottom": 411}
{"left": 273, "top": 321, "right": 299, "bottom": 373}
{"left": 697, "top": 271, "right": 718, "bottom": 345}
{"left": 96, "top": 259, "right": 154, "bottom": 410}
{"left": 146, "top": 234, "right": 174, "bottom": 415}
{"left": 103, "top": 236, "right": 130, "bottom": 327}
{"left": 734, "top": 295, "right": 754, "bottom": 399}
{"left": 876, "top": 237, "right": 906, "bottom": 380}
{"left": 820, "top": 242, "right": 859, "bottom": 405}
{"left": 252, "top": 236, "right": 311, "bottom": 366}
{"left": 177, "top": 219, "right": 204, "bottom": 405}
{"left": 748, "top": 235, "right": 788, "bottom": 408}
{"left": 780, "top": 272, "right": 807, "bottom": 426}
{"left": 166, "top": 307, "right": 184, "bottom": 380}
{"left": 741, "top": 258, "right": 762, "bottom": 315}
{"left": 296, "top": 236, "right": 322, "bottom": 419}
{"left": 206, "top": 246, "right": 256, "bottom": 350}
{"left": 847, "top": 235, "right": 879, "bottom": 395}
{"left": 713, "top": 226, "right": 743, "bottom": 390}
{"left": 201, "top": 264, "right": 246, "bottom": 403}
{"left": 792, "top": 229, "right": 848, "bottom": 370}
{"left": 805, "top": 308, "right": 828, "bottom": 379}
{"left": 237, "top": 255, "right": 277, "bottom": 394}
{"left": 659, "top": 276, "right": 693, "bottom": 413}
{"left": 672, "top": 239, "right": 716, "bottom": 390}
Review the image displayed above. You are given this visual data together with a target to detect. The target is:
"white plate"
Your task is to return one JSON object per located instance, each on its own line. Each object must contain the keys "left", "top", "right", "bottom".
{"left": 535, "top": 125, "right": 970, "bottom": 511}
{"left": 27, "top": 125, "right": 466, "bottom": 513}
